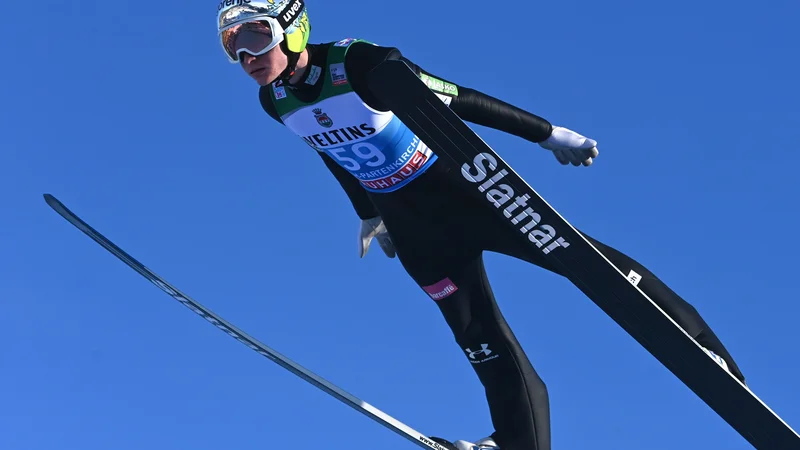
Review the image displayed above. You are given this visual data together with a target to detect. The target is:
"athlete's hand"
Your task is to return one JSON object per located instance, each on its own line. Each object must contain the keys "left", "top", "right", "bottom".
{"left": 539, "top": 126, "right": 599, "bottom": 167}
{"left": 358, "top": 216, "right": 396, "bottom": 259}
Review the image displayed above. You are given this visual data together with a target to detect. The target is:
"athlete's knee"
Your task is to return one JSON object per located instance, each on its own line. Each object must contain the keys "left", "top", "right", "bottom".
{"left": 454, "top": 320, "right": 504, "bottom": 364}
{"left": 418, "top": 266, "right": 521, "bottom": 368}
{"left": 423, "top": 283, "right": 507, "bottom": 365}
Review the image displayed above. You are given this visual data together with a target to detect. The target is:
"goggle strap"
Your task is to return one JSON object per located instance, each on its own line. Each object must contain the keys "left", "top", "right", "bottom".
{"left": 276, "top": 0, "right": 305, "bottom": 30}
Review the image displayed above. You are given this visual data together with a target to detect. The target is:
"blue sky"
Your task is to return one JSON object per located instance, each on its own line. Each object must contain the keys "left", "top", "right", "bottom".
{"left": 2, "top": 0, "right": 799, "bottom": 449}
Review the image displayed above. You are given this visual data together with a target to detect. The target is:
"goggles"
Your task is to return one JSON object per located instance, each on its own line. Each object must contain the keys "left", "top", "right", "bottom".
{"left": 218, "top": 3, "right": 288, "bottom": 63}
{"left": 220, "top": 18, "right": 284, "bottom": 63}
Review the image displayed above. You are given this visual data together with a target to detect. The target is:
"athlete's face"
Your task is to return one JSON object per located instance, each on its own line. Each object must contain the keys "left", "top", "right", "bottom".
{"left": 240, "top": 47, "right": 287, "bottom": 86}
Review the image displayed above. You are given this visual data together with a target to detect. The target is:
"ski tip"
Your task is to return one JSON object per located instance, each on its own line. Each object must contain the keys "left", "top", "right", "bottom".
{"left": 43, "top": 193, "right": 59, "bottom": 207}
{"left": 43, "top": 194, "right": 70, "bottom": 216}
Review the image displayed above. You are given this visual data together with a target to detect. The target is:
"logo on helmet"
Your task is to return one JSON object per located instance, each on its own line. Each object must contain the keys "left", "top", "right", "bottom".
{"left": 279, "top": 0, "right": 304, "bottom": 27}
{"left": 313, "top": 108, "right": 333, "bottom": 128}
{"left": 218, "top": 0, "right": 251, "bottom": 11}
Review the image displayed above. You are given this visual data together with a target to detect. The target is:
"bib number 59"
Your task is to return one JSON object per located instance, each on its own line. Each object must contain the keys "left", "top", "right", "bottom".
{"left": 327, "top": 142, "right": 386, "bottom": 171}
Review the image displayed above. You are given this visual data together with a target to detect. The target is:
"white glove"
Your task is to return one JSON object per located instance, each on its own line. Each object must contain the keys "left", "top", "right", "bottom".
{"left": 358, "top": 216, "right": 396, "bottom": 258}
{"left": 539, "top": 126, "right": 599, "bottom": 166}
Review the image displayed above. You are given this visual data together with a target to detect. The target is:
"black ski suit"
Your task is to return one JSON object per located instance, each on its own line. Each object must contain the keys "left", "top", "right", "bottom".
{"left": 258, "top": 40, "right": 745, "bottom": 450}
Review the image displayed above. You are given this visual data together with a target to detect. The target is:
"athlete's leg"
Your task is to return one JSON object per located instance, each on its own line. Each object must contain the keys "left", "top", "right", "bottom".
{"left": 578, "top": 232, "right": 745, "bottom": 382}
{"left": 371, "top": 205, "right": 550, "bottom": 449}
{"left": 365, "top": 161, "right": 552, "bottom": 449}
{"left": 396, "top": 246, "right": 551, "bottom": 450}
{"left": 487, "top": 222, "right": 745, "bottom": 383}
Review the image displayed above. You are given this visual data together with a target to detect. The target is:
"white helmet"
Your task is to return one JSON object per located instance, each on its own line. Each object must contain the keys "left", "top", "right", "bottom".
{"left": 217, "top": 0, "right": 310, "bottom": 80}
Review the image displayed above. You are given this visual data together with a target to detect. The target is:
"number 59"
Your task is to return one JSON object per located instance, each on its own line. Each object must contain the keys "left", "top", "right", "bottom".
{"left": 328, "top": 142, "right": 386, "bottom": 170}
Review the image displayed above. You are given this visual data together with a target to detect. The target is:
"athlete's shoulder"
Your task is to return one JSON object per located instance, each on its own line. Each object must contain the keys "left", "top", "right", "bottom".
{"left": 315, "top": 37, "right": 400, "bottom": 69}
{"left": 348, "top": 41, "right": 402, "bottom": 68}
{"left": 306, "top": 38, "right": 402, "bottom": 112}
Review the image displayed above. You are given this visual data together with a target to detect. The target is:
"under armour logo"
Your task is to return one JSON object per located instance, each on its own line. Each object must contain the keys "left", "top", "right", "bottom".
{"left": 465, "top": 343, "right": 492, "bottom": 360}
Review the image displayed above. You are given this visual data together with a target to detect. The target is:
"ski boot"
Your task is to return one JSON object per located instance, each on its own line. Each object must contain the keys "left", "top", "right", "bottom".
{"left": 430, "top": 436, "right": 499, "bottom": 450}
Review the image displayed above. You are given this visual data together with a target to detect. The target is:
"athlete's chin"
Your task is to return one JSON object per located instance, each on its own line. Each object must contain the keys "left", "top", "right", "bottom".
{"left": 249, "top": 69, "right": 276, "bottom": 86}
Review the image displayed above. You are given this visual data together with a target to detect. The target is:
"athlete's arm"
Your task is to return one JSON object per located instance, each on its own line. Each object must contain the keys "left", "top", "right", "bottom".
{"left": 317, "top": 151, "right": 379, "bottom": 219}
{"left": 401, "top": 58, "right": 554, "bottom": 144}
{"left": 257, "top": 87, "right": 380, "bottom": 220}
{"left": 346, "top": 42, "right": 553, "bottom": 143}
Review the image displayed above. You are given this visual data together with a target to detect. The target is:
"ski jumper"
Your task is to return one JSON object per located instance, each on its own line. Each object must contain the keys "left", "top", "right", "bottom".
{"left": 258, "top": 38, "right": 745, "bottom": 450}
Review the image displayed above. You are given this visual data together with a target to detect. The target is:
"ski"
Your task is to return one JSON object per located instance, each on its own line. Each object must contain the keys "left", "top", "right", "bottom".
{"left": 43, "top": 193, "right": 449, "bottom": 450}
{"left": 366, "top": 59, "right": 800, "bottom": 449}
